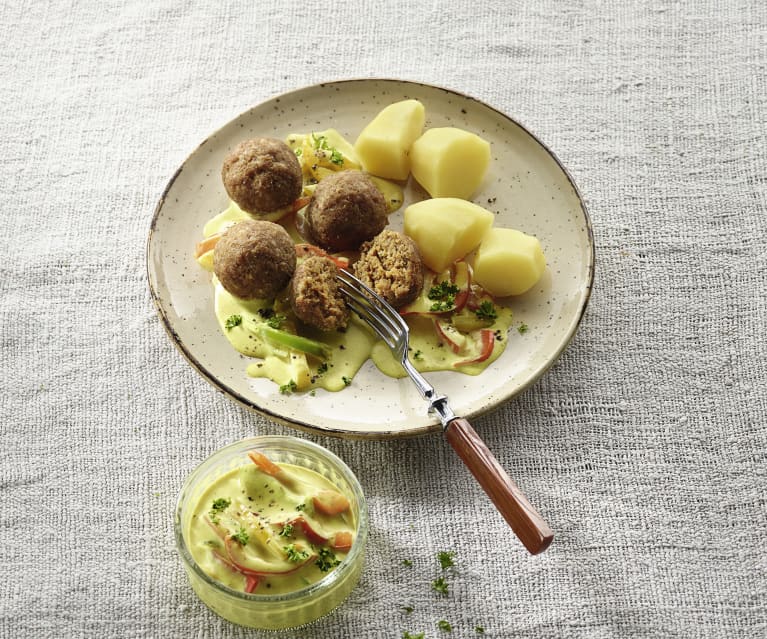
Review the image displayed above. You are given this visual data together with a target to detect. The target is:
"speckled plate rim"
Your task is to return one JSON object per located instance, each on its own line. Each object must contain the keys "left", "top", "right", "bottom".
{"left": 147, "top": 78, "right": 595, "bottom": 440}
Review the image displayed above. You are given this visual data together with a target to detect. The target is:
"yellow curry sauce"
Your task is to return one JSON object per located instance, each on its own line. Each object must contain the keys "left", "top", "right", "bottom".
{"left": 187, "top": 456, "right": 355, "bottom": 594}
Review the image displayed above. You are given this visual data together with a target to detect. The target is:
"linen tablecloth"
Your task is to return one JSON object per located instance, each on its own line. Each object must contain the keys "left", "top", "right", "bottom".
{"left": 2, "top": 1, "right": 765, "bottom": 637}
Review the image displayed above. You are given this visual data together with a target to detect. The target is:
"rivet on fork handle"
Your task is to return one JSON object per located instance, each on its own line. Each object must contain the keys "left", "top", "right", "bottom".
{"left": 444, "top": 417, "right": 554, "bottom": 555}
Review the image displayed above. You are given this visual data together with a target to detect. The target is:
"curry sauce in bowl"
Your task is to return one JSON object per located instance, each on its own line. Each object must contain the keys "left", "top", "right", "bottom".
{"left": 174, "top": 436, "right": 367, "bottom": 629}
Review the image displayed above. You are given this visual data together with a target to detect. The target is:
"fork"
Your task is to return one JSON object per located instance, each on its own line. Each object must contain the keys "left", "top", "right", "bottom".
{"left": 337, "top": 269, "right": 553, "bottom": 555}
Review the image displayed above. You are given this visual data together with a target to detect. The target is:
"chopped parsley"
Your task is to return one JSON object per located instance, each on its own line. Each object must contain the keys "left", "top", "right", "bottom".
{"left": 279, "top": 380, "right": 297, "bottom": 394}
{"left": 341, "top": 376, "right": 352, "bottom": 386}
{"left": 412, "top": 350, "right": 423, "bottom": 361}
{"left": 295, "top": 503, "right": 306, "bottom": 512}
{"left": 402, "top": 605, "right": 414, "bottom": 614}
{"left": 310, "top": 133, "right": 345, "bottom": 166}
{"left": 231, "top": 527, "right": 249, "bottom": 546}
{"left": 402, "top": 633, "right": 424, "bottom": 639}
{"left": 432, "top": 576, "right": 449, "bottom": 596}
{"left": 279, "top": 523, "right": 294, "bottom": 538}
{"left": 475, "top": 627, "right": 485, "bottom": 634}
{"left": 294, "top": 148, "right": 303, "bottom": 157}
{"left": 402, "top": 558, "right": 413, "bottom": 567}
{"left": 437, "top": 620, "right": 453, "bottom": 632}
{"left": 208, "top": 497, "right": 231, "bottom": 524}
{"left": 428, "top": 281, "right": 460, "bottom": 312}
{"left": 315, "top": 547, "right": 341, "bottom": 572}
{"left": 438, "top": 550, "right": 456, "bottom": 570}
{"left": 474, "top": 301, "right": 497, "bottom": 322}
{"left": 317, "top": 362, "right": 329, "bottom": 375}
{"left": 517, "top": 323, "right": 529, "bottom": 334}
{"left": 284, "top": 544, "right": 309, "bottom": 563}
{"left": 330, "top": 148, "right": 344, "bottom": 165}
{"left": 265, "top": 313, "right": 286, "bottom": 329}
{"left": 224, "top": 314, "right": 242, "bottom": 330}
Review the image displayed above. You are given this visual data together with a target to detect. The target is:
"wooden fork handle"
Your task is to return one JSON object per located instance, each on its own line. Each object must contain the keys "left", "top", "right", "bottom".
{"left": 444, "top": 417, "right": 554, "bottom": 555}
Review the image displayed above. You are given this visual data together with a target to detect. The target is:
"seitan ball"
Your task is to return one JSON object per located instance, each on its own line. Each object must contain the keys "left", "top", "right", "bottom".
{"left": 222, "top": 138, "right": 303, "bottom": 215}
{"left": 305, "top": 170, "right": 387, "bottom": 252}
{"left": 353, "top": 230, "right": 424, "bottom": 308}
{"left": 290, "top": 256, "right": 349, "bottom": 331}
{"left": 213, "top": 220, "right": 296, "bottom": 300}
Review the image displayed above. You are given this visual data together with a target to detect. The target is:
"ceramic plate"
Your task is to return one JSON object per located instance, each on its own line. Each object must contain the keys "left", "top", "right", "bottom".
{"left": 147, "top": 79, "right": 594, "bottom": 439}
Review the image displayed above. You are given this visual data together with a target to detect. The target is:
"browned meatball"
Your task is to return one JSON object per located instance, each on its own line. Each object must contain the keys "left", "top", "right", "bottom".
{"left": 305, "top": 170, "right": 387, "bottom": 252}
{"left": 213, "top": 220, "right": 296, "bottom": 300}
{"left": 222, "top": 138, "right": 303, "bottom": 215}
{"left": 353, "top": 230, "right": 424, "bottom": 308}
{"left": 290, "top": 256, "right": 349, "bottom": 331}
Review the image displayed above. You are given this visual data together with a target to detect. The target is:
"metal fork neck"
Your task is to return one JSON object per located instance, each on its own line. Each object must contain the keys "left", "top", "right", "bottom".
{"left": 402, "top": 359, "right": 455, "bottom": 428}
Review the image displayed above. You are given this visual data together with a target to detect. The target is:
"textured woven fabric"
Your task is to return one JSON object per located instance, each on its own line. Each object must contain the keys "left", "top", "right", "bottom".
{"left": 1, "top": 1, "right": 765, "bottom": 637}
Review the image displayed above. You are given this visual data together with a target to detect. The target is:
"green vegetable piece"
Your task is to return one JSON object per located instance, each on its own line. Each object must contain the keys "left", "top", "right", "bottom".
{"left": 279, "top": 380, "right": 298, "bottom": 394}
{"left": 437, "top": 619, "right": 453, "bottom": 632}
{"left": 438, "top": 550, "right": 455, "bottom": 569}
{"left": 432, "top": 576, "right": 449, "bottom": 596}
{"left": 260, "top": 326, "right": 330, "bottom": 358}
{"left": 284, "top": 544, "right": 309, "bottom": 562}
{"left": 428, "top": 280, "right": 460, "bottom": 311}
{"left": 316, "top": 547, "right": 341, "bottom": 572}
{"left": 232, "top": 527, "right": 249, "bottom": 546}
{"left": 474, "top": 300, "right": 497, "bottom": 321}
{"left": 225, "top": 314, "right": 242, "bottom": 330}
{"left": 211, "top": 498, "right": 231, "bottom": 513}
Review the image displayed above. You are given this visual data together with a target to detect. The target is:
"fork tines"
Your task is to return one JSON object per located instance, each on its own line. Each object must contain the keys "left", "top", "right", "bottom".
{"left": 336, "top": 270, "right": 407, "bottom": 351}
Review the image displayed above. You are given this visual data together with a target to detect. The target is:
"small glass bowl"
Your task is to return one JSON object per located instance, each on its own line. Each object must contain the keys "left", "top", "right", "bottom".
{"left": 174, "top": 436, "right": 368, "bottom": 630}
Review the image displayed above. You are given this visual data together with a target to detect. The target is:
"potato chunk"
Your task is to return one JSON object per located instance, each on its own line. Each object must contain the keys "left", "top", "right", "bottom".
{"left": 472, "top": 228, "right": 546, "bottom": 297}
{"left": 404, "top": 198, "right": 494, "bottom": 273}
{"left": 410, "top": 127, "right": 490, "bottom": 199}
{"left": 354, "top": 99, "right": 426, "bottom": 180}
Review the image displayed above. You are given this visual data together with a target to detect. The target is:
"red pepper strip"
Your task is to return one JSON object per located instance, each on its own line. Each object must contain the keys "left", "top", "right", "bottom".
{"left": 244, "top": 575, "right": 259, "bottom": 593}
{"left": 433, "top": 320, "right": 463, "bottom": 354}
{"left": 286, "top": 517, "right": 328, "bottom": 545}
{"left": 290, "top": 196, "right": 312, "bottom": 213}
{"left": 194, "top": 233, "right": 221, "bottom": 258}
{"left": 248, "top": 450, "right": 282, "bottom": 477}
{"left": 453, "top": 329, "right": 496, "bottom": 367}
{"left": 452, "top": 261, "right": 472, "bottom": 313}
{"left": 331, "top": 531, "right": 353, "bottom": 551}
{"left": 211, "top": 548, "right": 246, "bottom": 574}
{"left": 294, "top": 243, "right": 349, "bottom": 269}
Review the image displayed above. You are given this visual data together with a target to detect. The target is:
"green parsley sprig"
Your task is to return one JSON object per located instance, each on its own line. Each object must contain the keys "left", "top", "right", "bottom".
{"left": 316, "top": 547, "right": 341, "bottom": 572}
{"left": 428, "top": 281, "right": 460, "bottom": 312}
{"left": 232, "top": 527, "right": 249, "bottom": 546}
{"left": 224, "top": 315, "right": 242, "bottom": 330}
{"left": 208, "top": 497, "right": 231, "bottom": 524}
{"left": 474, "top": 301, "right": 497, "bottom": 322}
{"left": 284, "top": 544, "right": 309, "bottom": 563}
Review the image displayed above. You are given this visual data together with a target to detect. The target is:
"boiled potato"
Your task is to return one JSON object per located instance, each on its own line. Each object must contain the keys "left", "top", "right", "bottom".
{"left": 354, "top": 99, "right": 425, "bottom": 180}
{"left": 410, "top": 127, "right": 490, "bottom": 199}
{"left": 404, "top": 198, "right": 494, "bottom": 273}
{"left": 472, "top": 228, "right": 546, "bottom": 297}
